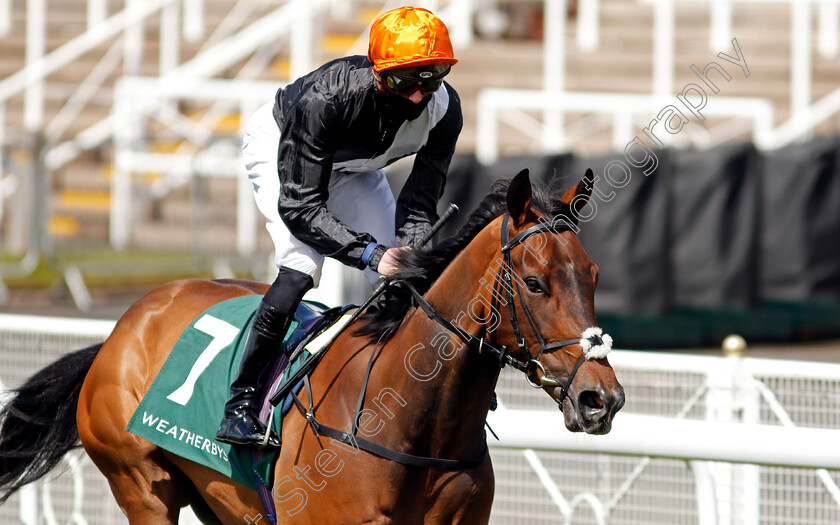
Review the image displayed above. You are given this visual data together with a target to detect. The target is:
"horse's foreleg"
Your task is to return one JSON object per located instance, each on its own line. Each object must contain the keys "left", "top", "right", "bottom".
{"left": 423, "top": 462, "right": 494, "bottom": 525}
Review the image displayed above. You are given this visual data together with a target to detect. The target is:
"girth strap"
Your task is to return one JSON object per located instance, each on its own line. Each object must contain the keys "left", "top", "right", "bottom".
{"left": 308, "top": 420, "right": 488, "bottom": 470}
{"left": 290, "top": 375, "right": 488, "bottom": 470}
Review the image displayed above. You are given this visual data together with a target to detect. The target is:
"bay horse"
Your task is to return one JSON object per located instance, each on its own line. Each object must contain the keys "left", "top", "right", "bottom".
{"left": 0, "top": 169, "right": 624, "bottom": 524}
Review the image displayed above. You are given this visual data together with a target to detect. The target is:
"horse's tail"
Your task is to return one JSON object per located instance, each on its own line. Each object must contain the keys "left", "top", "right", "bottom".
{"left": 0, "top": 342, "right": 102, "bottom": 504}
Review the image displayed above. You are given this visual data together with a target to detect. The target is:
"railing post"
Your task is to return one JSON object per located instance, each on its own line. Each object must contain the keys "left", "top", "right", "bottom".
{"left": 576, "top": 0, "right": 599, "bottom": 52}
{"left": 160, "top": 0, "right": 180, "bottom": 75}
{"left": 236, "top": 100, "right": 259, "bottom": 257}
{"left": 0, "top": 101, "right": 5, "bottom": 220}
{"left": 818, "top": 2, "right": 839, "bottom": 58}
{"left": 709, "top": 0, "right": 731, "bottom": 52}
{"left": 25, "top": 0, "right": 46, "bottom": 132}
{"left": 123, "top": 0, "right": 145, "bottom": 76}
{"left": 111, "top": 79, "right": 139, "bottom": 249}
{"left": 183, "top": 0, "right": 204, "bottom": 42}
{"left": 1, "top": 141, "right": 28, "bottom": 255}
{"left": 19, "top": 484, "right": 38, "bottom": 525}
{"left": 705, "top": 335, "right": 743, "bottom": 525}
{"left": 26, "top": 132, "right": 51, "bottom": 256}
{"left": 0, "top": 0, "right": 10, "bottom": 35}
{"left": 236, "top": 167, "right": 256, "bottom": 256}
{"left": 88, "top": 0, "right": 107, "bottom": 27}
{"left": 723, "top": 334, "right": 760, "bottom": 525}
{"left": 475, "top": 90, "right": 499, "bottom": 164}
{"left": 688, "top": 460, "right": 719, "bottom": 525}
{"left": 542, "top": 0, "right": 567, "bottom": 151}
{"left": 444, "top": 0, "right": 474, "bottom": 48}
{"left": 652, "top": 0, "right": 674, "bottom": 98}
{"left": 612, "top": 112, "right": 633, "bottom": 151}
{"left": 290, "top": 0, "right": 315, "bottom": 80}
{"left": 791, "top": 1, "right": 812, "bottom": 130}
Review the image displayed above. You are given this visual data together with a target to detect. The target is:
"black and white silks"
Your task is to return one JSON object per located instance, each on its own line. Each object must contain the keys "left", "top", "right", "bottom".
{"left": 270, "top": 55, "right": 462, "bottom": 270}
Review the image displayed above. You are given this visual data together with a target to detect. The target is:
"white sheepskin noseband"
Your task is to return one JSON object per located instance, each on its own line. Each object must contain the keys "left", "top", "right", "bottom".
{"left": 579, "top": 327, "right": 612, "bottom": 359}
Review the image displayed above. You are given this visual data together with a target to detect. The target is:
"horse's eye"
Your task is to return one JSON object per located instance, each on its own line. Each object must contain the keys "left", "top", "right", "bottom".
{"left": 525, "top": 277, "right": 545, "bottom": 295}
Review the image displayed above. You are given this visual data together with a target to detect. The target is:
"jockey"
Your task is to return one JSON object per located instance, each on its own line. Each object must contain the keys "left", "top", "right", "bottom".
{"left": 216, "top": 6, "right": 462, "bottom": 446}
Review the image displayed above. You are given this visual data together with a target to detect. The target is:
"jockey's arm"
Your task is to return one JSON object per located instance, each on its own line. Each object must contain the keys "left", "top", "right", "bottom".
{"left": 394, "top": 85, "right": 463, "bottom": 247}
{"left": 275, "top": 99, "right": 386, "bottom": 272}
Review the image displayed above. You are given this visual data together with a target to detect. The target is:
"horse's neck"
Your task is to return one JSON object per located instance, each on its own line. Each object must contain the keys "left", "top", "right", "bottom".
{"left": 379, "top": 226, "right": 502, "bottom": 459}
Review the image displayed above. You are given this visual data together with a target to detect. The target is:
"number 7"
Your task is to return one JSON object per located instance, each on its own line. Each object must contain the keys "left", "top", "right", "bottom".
{"left": 166, "top": 314, "right": 240, "bottom": 406}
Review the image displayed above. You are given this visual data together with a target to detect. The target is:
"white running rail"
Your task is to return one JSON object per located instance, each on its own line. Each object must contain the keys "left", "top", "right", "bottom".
{"left": 3, "top": 313, "right": 840, "bottom": 524}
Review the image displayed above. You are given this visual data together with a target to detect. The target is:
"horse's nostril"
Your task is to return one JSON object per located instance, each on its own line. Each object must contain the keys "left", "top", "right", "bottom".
{"left": 579, "top": 390, "right": 604, "bottom": 411}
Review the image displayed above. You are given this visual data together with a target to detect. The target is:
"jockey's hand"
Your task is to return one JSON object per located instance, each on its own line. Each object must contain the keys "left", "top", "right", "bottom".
{"left": 377, "top": 246, "right": 411, "bottom": 277}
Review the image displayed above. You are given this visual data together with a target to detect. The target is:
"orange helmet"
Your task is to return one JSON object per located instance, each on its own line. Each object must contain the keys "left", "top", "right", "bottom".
{"left": 367, "top": 6, "right": 458, "bottom": 73}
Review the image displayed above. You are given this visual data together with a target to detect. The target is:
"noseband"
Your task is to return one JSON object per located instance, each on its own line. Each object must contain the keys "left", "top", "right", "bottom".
{"left": 406, "top": 213, "right": 612, "bottom": 409}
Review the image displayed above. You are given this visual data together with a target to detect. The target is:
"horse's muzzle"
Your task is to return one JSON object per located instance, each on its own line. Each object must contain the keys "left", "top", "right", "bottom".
{"left": 562, "top": 385, "right": 625, "bottom": 434}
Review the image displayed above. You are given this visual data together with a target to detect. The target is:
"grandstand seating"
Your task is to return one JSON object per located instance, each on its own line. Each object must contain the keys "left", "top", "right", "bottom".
{"left": 1, "top": 0, "right": 838, "bottom": 250}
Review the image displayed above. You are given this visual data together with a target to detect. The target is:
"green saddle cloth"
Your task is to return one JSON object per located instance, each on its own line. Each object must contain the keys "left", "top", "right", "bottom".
{"left": 125, "top": 294, "right": 311, "bottom": 490}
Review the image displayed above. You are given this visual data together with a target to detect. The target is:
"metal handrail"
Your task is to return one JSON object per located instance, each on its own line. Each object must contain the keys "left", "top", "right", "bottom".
{"left": 40, "top": 0, "right": 331, "bottom": 172}
{"left": 0, "top": 0, "right": 178, "bottom": 104}
{"left": 476, "top": 0, "right": 840, "bottom": 162}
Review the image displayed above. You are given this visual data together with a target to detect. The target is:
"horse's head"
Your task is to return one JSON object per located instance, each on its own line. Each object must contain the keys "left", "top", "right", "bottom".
{"left": 492, "top": 169, "right": 624, "bottom": 434}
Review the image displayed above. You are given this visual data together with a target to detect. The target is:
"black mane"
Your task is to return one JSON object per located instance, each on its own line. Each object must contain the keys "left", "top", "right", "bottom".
{"left": 354, "top": 177, "right": 572, "bottom": 342}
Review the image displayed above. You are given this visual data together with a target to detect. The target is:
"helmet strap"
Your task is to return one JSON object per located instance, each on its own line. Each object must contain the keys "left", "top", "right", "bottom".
{"left": 372, "top": 70, "right": 388, "bottom": 95}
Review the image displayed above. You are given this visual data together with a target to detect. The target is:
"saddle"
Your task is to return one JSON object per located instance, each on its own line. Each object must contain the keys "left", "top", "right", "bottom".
{"left": 280, "top": 300, "right": 355, "bottom": 355}
{"left": 257, "top": 301, "right": 358, "bottom": 424}
{"left": 281, "top": 300, "right": 332, "bottom": 353}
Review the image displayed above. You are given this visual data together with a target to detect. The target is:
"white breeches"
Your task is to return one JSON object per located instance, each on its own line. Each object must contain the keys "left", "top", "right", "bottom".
{"left": 242, "top": 102, "right": 397, "bottom": 287}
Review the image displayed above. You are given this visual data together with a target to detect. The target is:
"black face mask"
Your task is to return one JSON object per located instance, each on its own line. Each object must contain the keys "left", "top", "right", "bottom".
{"left": 384, "top": 88, "right": 432, "bottom": 120}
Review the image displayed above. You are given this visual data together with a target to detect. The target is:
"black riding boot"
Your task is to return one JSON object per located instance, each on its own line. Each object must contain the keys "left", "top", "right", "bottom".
{"left": 216, "top": 267, "right": 313, "bottom": 447}
{"left": 215, "top": 302, "right": 289, "bottom": 446}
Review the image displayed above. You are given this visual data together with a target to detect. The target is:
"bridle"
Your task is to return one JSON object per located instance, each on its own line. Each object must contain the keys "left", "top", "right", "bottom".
{"left": 284, "top": 210, "right": 612, "bottom": 471}
{"left": 406, "top": 212, "right": 610, "bottom": 409}
{"left": 494, "top": 213, "right": 586, "bottom": 395}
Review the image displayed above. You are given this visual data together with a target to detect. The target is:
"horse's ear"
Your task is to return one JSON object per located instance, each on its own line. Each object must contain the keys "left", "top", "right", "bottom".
{"left": 559, "top": 168, "right": 594, "bottom": 223}
{"left": 507, "top": 169, "right": 535, "bottom": 227}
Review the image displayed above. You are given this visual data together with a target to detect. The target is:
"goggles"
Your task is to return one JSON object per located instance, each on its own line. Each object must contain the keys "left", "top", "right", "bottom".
{"left": 383, "top": 65, "right": 451, "bottom": 94}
